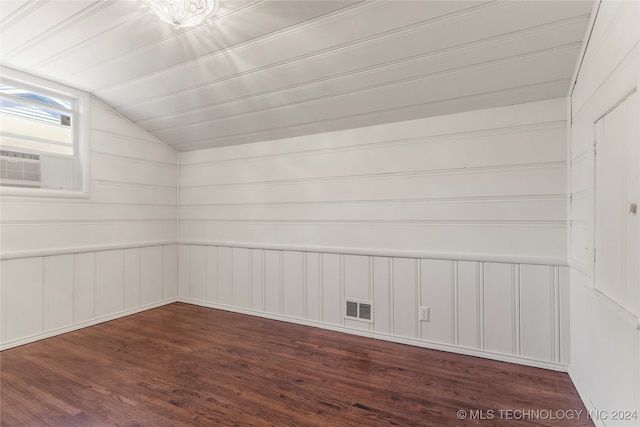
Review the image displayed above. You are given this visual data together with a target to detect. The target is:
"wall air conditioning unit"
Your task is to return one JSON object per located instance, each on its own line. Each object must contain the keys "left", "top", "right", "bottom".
{"left": 0, "top": 150, "right": 41, "bottom": 188}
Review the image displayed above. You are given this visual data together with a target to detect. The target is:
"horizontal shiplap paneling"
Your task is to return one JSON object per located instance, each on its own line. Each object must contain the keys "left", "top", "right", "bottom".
{"left": 180, "top": 164, "right": 566, "bottom": 206}
{"left": 178, "top": 244, "right": 570, "bottom": 369}
{"left": 179, "top": 123, "right": 566, "bottom": 185}
{"left": 180, "top": 221, "right": 566, "bottom": 263}
{"left": 1, "top": 222, "right": 177, "bottom": 256}
{"left": 0, "top": 98, "right": 178, "bottom": 257}
{"left": 0, "top": 244, "right": 178, "bottom": 350}
{"left": 179, "top": 99, "right": 567, "bottom": 263}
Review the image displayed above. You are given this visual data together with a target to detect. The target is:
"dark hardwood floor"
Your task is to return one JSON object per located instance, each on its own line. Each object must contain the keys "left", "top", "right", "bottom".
{"left": 1, "top": 303, "right": 592, "bottom": 426}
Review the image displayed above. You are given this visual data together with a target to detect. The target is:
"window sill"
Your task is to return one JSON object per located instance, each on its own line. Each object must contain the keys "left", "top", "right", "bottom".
{"left": 0, "top": 186, "right": 90, "bottom": 199}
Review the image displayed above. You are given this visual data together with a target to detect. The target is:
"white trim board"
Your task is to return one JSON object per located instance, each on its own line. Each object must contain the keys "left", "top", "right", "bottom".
{"left": 179, "top": 240, "right": 567, "bottom": 266}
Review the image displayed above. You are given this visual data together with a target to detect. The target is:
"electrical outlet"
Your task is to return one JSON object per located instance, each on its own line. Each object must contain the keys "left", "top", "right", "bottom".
{"left": 419, "top": 306, "right": 430, "bottom": 322}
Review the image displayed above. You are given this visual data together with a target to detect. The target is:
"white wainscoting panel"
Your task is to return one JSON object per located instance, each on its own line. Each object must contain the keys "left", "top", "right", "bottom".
{"left": 124, "top": 248, "right": 141, "bottom": 310}
{"left": 262, "top": 250, "right": 280, "bottom": 315}
{"left": 217, "top": 246, "right": 234, "bottom": 306}
{"left": 483, "top": 262, "right": 514, "bottom": 355}
{"left": 321, "top": 253, "right": 343, "bottom": 326}
{"left": 178, "top": 244, "right": 570, "bottom": 369}
{"left": 393, "top": 257, "right": 419, "bottom": 339}
{"left": 232, "top": 247, "right": 251, "bottom": 309}
{"left": 0, "top": 244, "right": 178, "bottom": 350}
{"left": 141, "top": 246, "right": 164, "bottom": 305}
{"left": 44, "top": 255, "right": 74, "bottom": 331}
{"left": 420, "top": 259, "right": 454, "bottom": 345}
{"left": 74, "top": 252, "right": 95, "bottom": 324}
{"left": 282, "top": 250, "right": 304, "bottom": 319}
{"left": 457, "top": 261, "right": 481, "bottom": 349}
{"left": 1, "top": 257, "right": 44, "bottom": 343}
{"left": 189, "top": 245, "right": 207, "bottom": 302}
{"left": 305, "top": 252, "right": 322, "bottom": 323}
{"left": 162, "top": 245, "right": 178, "bottom": 300}
{"left": 95, "top": 250, "right": 125, "bottom": 318}
{"left": 372, "top": 256, "right": 391, "bottom": 335}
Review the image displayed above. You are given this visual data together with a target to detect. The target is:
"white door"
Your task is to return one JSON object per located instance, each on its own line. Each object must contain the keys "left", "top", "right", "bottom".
{"left": 594, "top": 90, "right": 639, "bottom": 316}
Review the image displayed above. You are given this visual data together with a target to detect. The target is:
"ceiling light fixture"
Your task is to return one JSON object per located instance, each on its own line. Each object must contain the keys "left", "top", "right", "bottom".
{"left": 143, "top": 0, "right": 219, "bottom": 29}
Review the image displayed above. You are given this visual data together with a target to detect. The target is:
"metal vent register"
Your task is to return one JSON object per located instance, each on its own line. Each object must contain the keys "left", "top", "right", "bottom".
{"left": 344, "top": 300, "right": 374, "bottom": 323}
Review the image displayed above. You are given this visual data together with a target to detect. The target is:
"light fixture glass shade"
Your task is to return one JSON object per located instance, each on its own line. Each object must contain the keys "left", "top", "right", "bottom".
{"left": 143, "top": 0, "right": 219, "bottom": 29}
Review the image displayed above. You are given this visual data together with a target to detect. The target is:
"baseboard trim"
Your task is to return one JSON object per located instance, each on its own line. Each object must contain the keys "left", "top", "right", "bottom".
{"left": 0, "top": 298, "right": 178, "bottom": 351}
{"left": 568, "top": 366, "right": 606, "bottom": 427}
{"left": 178, "top": 297, "right": 569, "bottom": 373}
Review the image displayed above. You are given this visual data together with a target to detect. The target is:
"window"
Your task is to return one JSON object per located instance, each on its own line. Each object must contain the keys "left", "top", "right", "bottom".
{"left": 0, "top": 67, "right": 90, "bottom": 196}
{"left": 1, "top": 83, "right": 74, "bottom": 155}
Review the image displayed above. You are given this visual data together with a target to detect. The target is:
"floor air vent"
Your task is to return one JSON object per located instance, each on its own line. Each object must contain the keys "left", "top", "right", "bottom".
{"left": 344, "top": 299, "right": 374, "bottom": 323}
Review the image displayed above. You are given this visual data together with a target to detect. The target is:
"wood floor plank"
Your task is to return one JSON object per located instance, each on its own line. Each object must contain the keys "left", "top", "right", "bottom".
{"left": 1, "top": 303, "right": 592, "bottom": 426}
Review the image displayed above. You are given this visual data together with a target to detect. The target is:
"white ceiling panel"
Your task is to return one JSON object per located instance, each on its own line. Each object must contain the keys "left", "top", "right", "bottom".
{"left": 4, "top": 1, "right": 146, "bottom": 70}
{"left": 0, "top": 0, "right": 594, "bottom": 151}
{"left": 75, "top": 1, "right": 359, "bottom": 91}
{"left": 156, "top": 43, "right": 580, "bottom": 144}
{"left": 1, "top": 1, "right": 102, "bottom": 55}
{"left": 127, "top": 11, "right": 589, "bottom": 126}
{"left": 98, "top": 1, "right": 480, "bottom": 105}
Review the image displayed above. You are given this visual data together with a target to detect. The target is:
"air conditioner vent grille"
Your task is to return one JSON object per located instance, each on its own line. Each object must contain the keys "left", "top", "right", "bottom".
{"left": 1, "top": 150, "right": 41, "bottom": 188}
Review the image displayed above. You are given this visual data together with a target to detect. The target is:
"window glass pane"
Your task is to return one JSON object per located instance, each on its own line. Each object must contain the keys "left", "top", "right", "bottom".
{"left": 0, "top": 83, "right": 72, "bottom": 110}
{"left": 0, "top": 70, "right": 86, "bottom": 193}
{"left": 0, "top": 95, "right": 73, "bottom": 155}
{"left": 0, "top": 134, "right": 73, "bottom": 155}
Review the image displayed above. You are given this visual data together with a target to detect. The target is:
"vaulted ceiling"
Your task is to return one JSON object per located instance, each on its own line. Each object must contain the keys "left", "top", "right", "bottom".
{"left": 1, "top": 0, "right": 593, "bottom": 152}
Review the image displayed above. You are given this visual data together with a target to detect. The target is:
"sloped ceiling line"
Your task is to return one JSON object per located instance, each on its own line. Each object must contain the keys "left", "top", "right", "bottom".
{"left": 171, "top": 79, "right": 572, "bottom": 151}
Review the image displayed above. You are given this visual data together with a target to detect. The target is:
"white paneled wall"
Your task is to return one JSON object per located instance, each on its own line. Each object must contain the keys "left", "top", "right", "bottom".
{"left": 178, "top": 245, "right": 569, "bottom": 368}
{"left": 0, "top": 73, "right": 576, "bottom": 376}
{"left": 0, "top": 245, "right": 177, "bottom": 350}
{"left": 568, "top": 1, "right": 639, "bottom": 425}
{"left": 0, "top": 98, "right": 179, "bottom": 349}
{"left": 0, "top": 99, "right": 178, "bottom": 257}
{"left": 177, "top": 98, "right": 570, "bottom": 368}
{"left": 180, "top": 98, "right": 567, "bottom": 264}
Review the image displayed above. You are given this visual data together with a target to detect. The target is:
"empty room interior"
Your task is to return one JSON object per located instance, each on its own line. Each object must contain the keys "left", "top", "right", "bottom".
{"left": 0, "top": 0, "right": 638, "bottom": 425}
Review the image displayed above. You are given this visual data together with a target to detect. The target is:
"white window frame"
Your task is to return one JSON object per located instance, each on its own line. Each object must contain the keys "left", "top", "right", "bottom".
{"left": 0, "top": 66, "right": 90, "bottom": 198}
